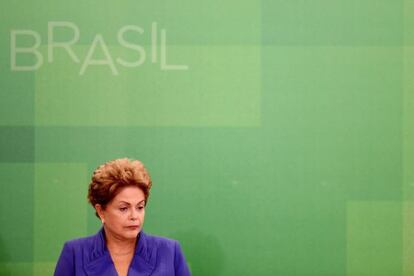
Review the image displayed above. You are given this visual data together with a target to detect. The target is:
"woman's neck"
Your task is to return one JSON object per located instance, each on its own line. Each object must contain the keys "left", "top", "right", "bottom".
{"left": 104, "top": 228, "right": 137, "bottom": 255}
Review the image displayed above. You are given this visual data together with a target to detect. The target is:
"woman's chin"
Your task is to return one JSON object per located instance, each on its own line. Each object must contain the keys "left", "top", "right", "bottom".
{"left": 122, "top": 228, "right": 140, "bottom": 239}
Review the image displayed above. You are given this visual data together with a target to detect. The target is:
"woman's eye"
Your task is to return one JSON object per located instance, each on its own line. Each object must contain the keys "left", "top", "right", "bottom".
{"left": 119, "top": 207, "right": 128, "bottom": 212}
{"left": 137, "top": 206, "right": 144, "bottom": 210}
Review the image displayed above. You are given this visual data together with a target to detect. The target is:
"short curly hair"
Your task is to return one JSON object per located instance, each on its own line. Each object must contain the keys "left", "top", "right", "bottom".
{"left": 88, "top": 158, "right": 152, "bottom": 217}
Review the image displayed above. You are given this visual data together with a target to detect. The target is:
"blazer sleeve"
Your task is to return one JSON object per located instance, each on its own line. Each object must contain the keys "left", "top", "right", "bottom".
{"left": 54, "top": 242, "right": 75, "bottom": 276}
{"left": 174, "top": 241, "right": 191, "bottom": 276}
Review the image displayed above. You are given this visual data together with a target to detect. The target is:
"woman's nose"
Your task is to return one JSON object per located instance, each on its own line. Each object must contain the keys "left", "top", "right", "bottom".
{"left": 130, "top": 209, "right": 139, "bottom": 220}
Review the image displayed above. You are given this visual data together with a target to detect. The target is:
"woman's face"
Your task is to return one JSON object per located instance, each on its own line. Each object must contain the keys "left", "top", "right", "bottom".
{"left": 97, "top": 186, "right": 146, "bottom": 241}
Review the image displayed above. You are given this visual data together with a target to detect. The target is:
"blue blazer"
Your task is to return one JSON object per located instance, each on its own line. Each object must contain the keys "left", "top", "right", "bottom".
{"left": 54, "top": 228, "right": 191, "bottom": 276}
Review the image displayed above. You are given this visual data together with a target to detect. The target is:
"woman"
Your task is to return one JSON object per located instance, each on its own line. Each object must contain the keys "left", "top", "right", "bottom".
{"left": 54, "top": 158, "right": 191, "bottom": 276}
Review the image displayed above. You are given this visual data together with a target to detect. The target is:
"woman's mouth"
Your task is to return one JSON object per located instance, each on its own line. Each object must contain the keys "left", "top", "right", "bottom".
{"left": 125, "top": 225, "right": 139, "bottom": 230}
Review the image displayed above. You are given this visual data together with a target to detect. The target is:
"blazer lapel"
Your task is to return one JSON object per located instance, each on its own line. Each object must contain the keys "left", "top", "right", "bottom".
{"left": 85, "top": 254, "right": 118, "bottom": 276}
{"left": 128, "top": 231, "right": 155, "bottom": 276}
{"left": 84, "top": 228, "right": 118, "bottom": 276}
{"left": 128, "top": 255, "right": 155, "bottom": 276}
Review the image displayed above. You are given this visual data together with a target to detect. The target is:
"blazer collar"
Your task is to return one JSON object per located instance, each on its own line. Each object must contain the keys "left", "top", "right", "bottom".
{"left": 85, "top": 228, "right": 155, "bottom": 276}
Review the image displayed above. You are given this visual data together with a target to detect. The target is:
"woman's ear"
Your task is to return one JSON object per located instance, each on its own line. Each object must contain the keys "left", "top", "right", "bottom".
{"left": 95, "top": 204, "right": 105, "bottom": 223}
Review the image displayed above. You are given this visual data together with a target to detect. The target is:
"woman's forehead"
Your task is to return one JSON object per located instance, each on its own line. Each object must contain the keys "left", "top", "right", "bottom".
{"left": 113, "top": 186, "right": 145, "bottom": 202}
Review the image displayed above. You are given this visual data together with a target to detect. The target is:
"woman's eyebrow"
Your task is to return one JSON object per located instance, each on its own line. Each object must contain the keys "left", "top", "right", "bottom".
{"left": 118, "top": 200, "right": 145, "bottom": 205}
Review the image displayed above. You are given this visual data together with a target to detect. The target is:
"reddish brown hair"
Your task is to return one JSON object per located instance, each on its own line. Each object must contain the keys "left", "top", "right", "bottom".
{"left": 88, "top": 158, "right": 152, "bottom": 217}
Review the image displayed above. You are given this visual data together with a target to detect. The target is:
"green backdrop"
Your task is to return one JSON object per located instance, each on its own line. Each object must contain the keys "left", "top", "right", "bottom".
{"left": 1, "top": 1, "right": 413, "bottom": 275}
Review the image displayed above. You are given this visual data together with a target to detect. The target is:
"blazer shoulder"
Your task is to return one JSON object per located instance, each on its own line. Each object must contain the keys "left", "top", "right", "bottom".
{"left": 140, "top": 233, "right": 191, "bottom": 276}
{"left": 55, "top": 235, "right": 96, "bottom": 276}
{"left": 63, "top": 233, "right": 99, "bottom": 252}
{"left": 142, "top": 232, "right": 179, "bottom": 249}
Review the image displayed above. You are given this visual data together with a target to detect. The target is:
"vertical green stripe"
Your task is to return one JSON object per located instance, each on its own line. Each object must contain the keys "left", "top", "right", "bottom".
{"left": 404, "top": 0, "right": 414, "bottom": 45}
{"left": 346, "top": 201, "right": 402, "bottom": 276}
{"left": 402, "top": 47, "right": 414, "bottom": 200}
{"left": 34, "top": 163, "right": 88, "bottom": 261}
{"left": 402, "top": 0, "right": 414, "bottom": 268}
{"left": 402, "top": 43, "right": 414, "bottom": 274}
{"left": 0, "top": 164, "right": 33, "bottom": 262}
{"left": 403, "top": 202, "right": 414, "bottom": 276}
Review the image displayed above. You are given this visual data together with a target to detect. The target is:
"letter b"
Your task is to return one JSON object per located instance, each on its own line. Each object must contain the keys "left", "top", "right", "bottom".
{"left": 11, "top": 30, "right": 43, "bottom": 71}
